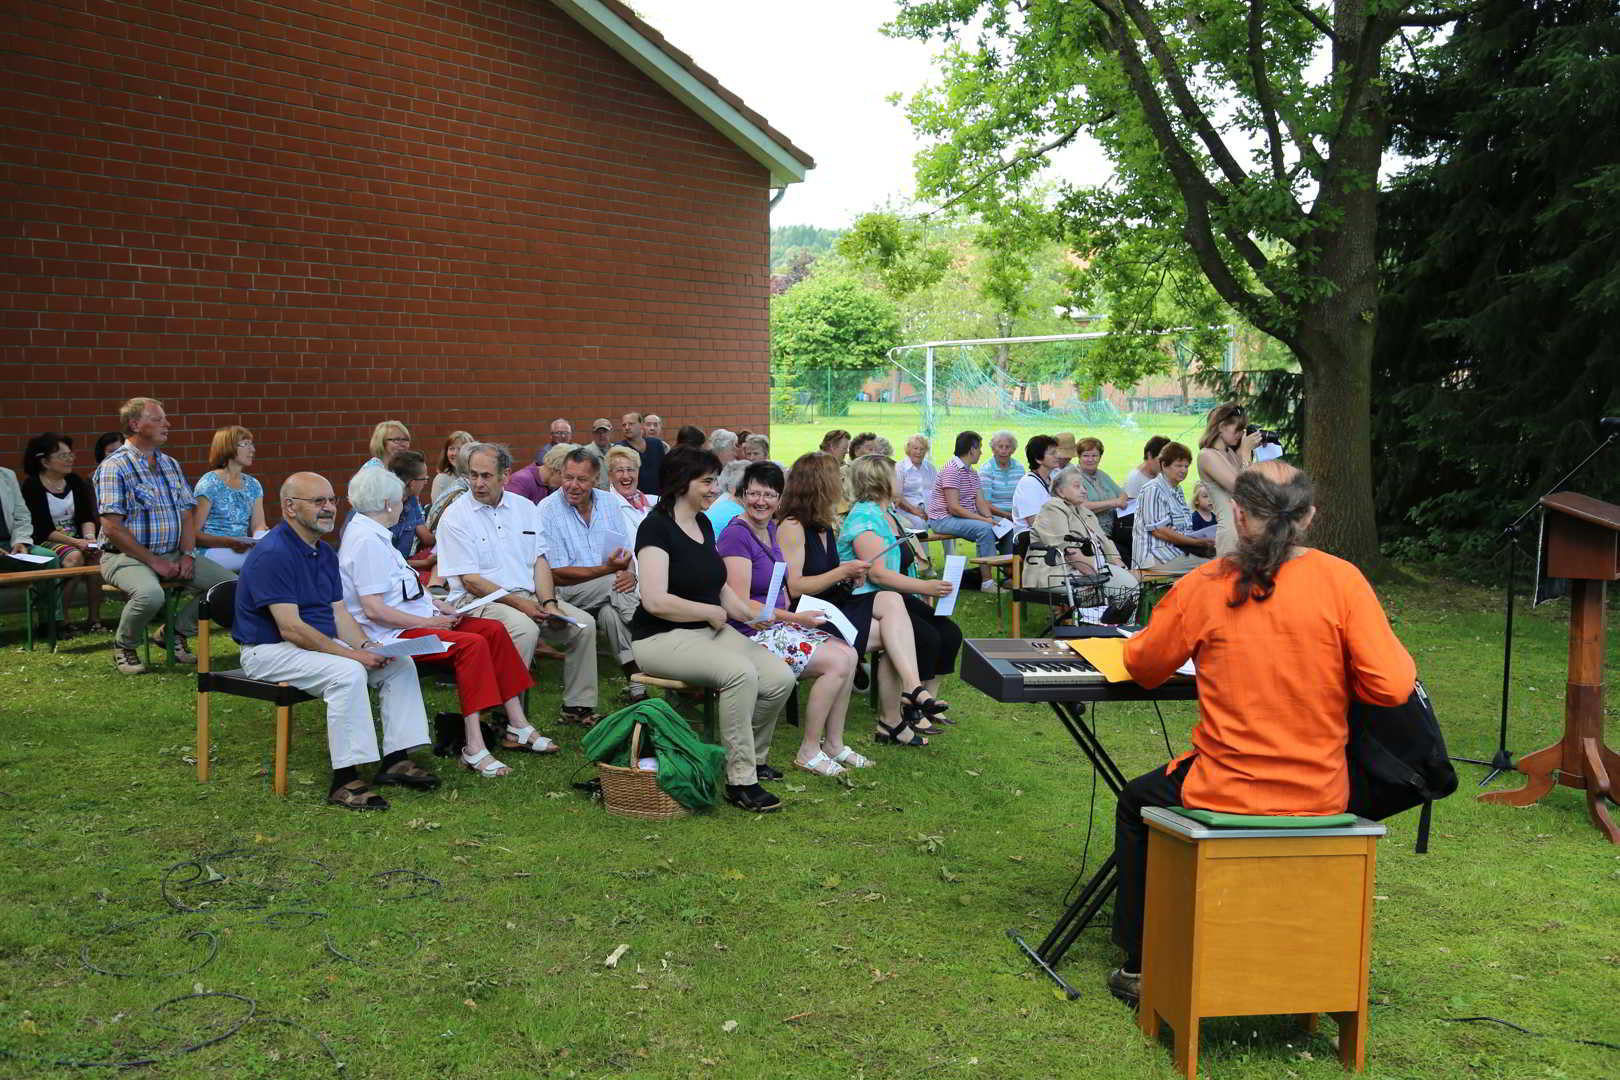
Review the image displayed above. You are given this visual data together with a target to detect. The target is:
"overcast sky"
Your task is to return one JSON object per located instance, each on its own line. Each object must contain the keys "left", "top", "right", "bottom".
{"left": 632, "top": 0, "right": 1115, "bottom": 230}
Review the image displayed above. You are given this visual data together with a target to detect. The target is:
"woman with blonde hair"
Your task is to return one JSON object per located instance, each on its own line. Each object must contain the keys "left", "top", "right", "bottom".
{"left": 433, "top": 430, "right": 474, "bottom": 502}
{"left": 604, "top": 444, "right": 657, "bottom": 534}
{"left": 192, "top": 425, "right": 266, "bottom": 572}
{"left": 1195, "top": 402, "right": 1264, "bottom": 557}
{"left": 363, "top": 420, "right": 412, "bottom": 470}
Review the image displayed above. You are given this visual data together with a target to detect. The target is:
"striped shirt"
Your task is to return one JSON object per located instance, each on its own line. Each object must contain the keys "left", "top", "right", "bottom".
{"left": 980, "top": 458, "right": 1025, "bottom": 511}
{"left": 93, "top": 445, "right": 195, "bottom": 554}
{"left": 538, "top": 486, "right": 629, "bottom": 570}
{"left": 926, "top": 457, "right": 982, "bottom": 519}
{"left": 1133, "top": 473, "right": 1194, "bottom": 569}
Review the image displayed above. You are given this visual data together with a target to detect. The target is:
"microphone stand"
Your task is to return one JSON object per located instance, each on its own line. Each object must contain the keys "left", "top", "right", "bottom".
{"left": 1454, "top": 429, "right": 1618, "bottom": 786}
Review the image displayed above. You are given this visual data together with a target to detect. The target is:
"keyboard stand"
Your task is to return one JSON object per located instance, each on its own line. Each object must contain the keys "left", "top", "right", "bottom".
{"left": 1008, "top": 699, "right": 1132, "bottom": 999}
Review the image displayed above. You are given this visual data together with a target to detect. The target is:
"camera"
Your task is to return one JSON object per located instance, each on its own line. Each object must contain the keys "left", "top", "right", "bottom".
{"left": 1245, "top": 424, "right": 1280, "bottom": 446}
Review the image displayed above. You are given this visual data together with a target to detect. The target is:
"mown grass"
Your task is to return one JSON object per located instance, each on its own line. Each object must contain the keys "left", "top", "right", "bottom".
{"left": 1, "top": 572, "right": 1617, "bottom": 1079}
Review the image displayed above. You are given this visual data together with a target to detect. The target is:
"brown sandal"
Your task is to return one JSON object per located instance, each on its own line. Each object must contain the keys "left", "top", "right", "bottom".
{"left": 327, "top": 779, "right": 389, "bottom": 811}
{"left": 559, "top": 707, "right": 602, "bottom": 728}
{"left": 372, "top": 760, "right": 442, "bottom": 791}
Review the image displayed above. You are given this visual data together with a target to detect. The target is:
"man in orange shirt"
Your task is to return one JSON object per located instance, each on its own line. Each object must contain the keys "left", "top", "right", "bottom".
{"left": 1107, "top": 461, "right": 1416, "bottom": 1004}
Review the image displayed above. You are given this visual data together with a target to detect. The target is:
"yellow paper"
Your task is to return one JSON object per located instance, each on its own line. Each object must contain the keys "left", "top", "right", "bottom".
{"left": 1065, "top": 637, "right": 1132, "bottom": 682}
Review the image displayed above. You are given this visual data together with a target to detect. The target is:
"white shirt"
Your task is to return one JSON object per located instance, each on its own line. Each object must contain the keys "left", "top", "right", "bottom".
{"left": 338, "top": 513, "right": 433, "bottom": 643}
{"left": 610, "top": 488, "right": 656, "bottom": 536}
{"left": 1012, "top": 472, "right": 1051, "bottom": 529}
{"left": 1122, "top": 465, "right": 1154, "bottom": 499}
{"left": 436, "top": 489, "right": 545, "bottom": 607}
{"left": 894, "top": 456, "right": 937, "bottom": 528}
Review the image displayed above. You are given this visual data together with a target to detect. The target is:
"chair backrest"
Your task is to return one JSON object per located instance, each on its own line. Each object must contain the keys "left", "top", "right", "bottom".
{"left": 201, "top": 579, "right": 238, "bottom": 630}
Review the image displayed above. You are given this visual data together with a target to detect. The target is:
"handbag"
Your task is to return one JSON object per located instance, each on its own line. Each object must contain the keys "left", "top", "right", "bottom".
{"left": 1345, "top": 680, "right": 1457, "bottom": 853}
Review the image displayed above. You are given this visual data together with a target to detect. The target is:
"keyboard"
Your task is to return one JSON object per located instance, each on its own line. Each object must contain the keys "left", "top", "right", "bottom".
{"left": 961, "top": 638, "right": 1196, "bottom": 704}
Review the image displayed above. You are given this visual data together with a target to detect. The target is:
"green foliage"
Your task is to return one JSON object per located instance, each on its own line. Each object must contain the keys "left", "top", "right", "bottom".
{"left": 835, "top": 212, "right": 953, "bottom": 298}
{"left": 769, "top": 224, "right": 843, "bottom": 273}
{"left": 769, "top": 274, "right": 902, "bottom": 417}
{"left": 1372, "top": 0, "right": 1620, "bottom": 565}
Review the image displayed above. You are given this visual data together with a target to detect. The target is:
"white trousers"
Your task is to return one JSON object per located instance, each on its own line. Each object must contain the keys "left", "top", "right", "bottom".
{"left": 240, "top": 641, "right": 429, "bottom": 770}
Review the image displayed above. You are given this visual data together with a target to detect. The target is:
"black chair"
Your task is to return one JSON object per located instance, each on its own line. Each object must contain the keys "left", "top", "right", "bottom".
{"left": 195, "top": 579, "right": 313, "bottom": 796}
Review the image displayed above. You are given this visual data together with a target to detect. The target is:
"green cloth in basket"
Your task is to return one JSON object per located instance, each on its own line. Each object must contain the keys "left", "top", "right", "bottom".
{"left": 1169, "top": 807, "right": 1359, "bottom": 829}
{"left": 582, "top": 698, "right": 726, "bottom": 810}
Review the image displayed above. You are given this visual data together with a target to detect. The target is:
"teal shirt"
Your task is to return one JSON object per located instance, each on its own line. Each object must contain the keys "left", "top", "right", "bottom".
{"left": 838, "top": 500, "right": 907, "bottom": 596}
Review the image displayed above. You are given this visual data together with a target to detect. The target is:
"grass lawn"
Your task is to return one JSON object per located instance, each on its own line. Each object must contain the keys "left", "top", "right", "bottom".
{"left": 1, "top": 572, "right": 1618, "bottom": 1079}
{"left": 761, "top": 405, "right": 1211, "bottom": 480}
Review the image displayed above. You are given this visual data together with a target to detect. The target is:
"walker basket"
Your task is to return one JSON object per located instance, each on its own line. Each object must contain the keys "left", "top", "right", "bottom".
{"left": 595, "top": 723, "right": 688, "bottom": 820}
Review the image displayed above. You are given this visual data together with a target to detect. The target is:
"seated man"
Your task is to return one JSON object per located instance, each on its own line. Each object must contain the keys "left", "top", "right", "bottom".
{"left": 1106, "top": 462, "right": 1416, "bottom": 1004}
{"left": 537, "top": 449, "right": 644, "bottom": 702}
{"left": 436, "top": 442, "right": 603, "bottom": 726}
{"left": 1130, "top": 441, "right": 1214, "bottom": 572}
{"left": 925, "top": 429, "right": 1010, "bottom": 583}
{"left": 235, "top": 471, "right": 438, "bottom": 810}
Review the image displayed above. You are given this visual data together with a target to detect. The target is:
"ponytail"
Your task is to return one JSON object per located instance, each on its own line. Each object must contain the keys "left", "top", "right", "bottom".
{"left": 1227, "top": 466, "right": 1314, "bottom": 607}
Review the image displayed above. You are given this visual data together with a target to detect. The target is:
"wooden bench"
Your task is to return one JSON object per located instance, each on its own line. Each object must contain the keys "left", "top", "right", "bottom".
{"left": 0, "top": 563, "right": 102, "bottom": 651}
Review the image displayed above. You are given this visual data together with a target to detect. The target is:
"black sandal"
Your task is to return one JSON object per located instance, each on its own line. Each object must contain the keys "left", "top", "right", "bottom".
{"left": 874, "top": 718, "right": 929, "bottom": 747}
{"left": 903, "top": 687, "right": 953, "bottom": 724}
{"left": 327, "top": 779, "right": 390, "bottom": 811}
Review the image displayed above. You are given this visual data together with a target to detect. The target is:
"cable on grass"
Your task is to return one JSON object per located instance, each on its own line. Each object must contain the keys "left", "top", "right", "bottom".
{"left": 364, "top": 868, "right": 442, "bottom": 901}
{"left": 11, "top": 991, "right": 257, "bottom": 1070}
{"left": 322, "top": 928, "right": 423, "bottom": 966}
{"left": 1439, "top": 1016, "right": 1620, "bottom": 1052}
{"left": 160, "top": 849, "right": 334, "bottom": 913}
{"left": 79, "top": 913, "right": 219, "bottom": 978}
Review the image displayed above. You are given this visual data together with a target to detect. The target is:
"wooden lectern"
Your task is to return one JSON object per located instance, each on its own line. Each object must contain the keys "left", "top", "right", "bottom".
{"left": 1480, "top": 493, "right": 1620, "bottom": 842}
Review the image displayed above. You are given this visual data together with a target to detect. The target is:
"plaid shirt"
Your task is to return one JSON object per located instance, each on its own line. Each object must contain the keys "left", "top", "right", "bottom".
{"left": 926, "top": 457, "right": 983, "bottom": 520}
{"left": 1133, "top": 473, "right": 1194, "bottom": 569}
{"left": 93, "top": 445, "right": 195, "bottom": 554}
{"left": 979, "top": 458, "right": 1025, "bottom": 511}
{"left": 538, "top": 486, "right": 629, "bottom": 570}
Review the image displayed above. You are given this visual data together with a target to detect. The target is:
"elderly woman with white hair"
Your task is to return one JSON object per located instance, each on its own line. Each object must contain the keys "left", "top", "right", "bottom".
{"left": 362, "top": 420, "right": 412, "bottom": 470}
{"left": 340, "top": 466, "right": 546, "bottom": 777}
{"left": 1025, "top": 464, "right": 1139, "bottom": 621}
{"left": 740, "top": 433, "right": 771, "bottom": 463}
{"left": 703, "top": 458, "right": 749, "bottom": 532}
{"left": 604, "top": 444, "right": 657, "bottom": 534}
{"left": 893, "top": 434, "right": 936, "bottom": 529}
{"left": 707, "top": 428, "right": 739, "bottom": 465}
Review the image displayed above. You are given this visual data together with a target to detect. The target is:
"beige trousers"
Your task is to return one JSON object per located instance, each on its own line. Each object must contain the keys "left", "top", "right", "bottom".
{"left": 557, "top": 573, "right": 637, "bottom": 666}
{"left": 631, "top": 625, "right": 795, "bottom": 786}
{"left": 463, "top": 589, "right": 598, "bottom": 709}
{"left": 101, "top": 549, "right": 238, "bottom": 649}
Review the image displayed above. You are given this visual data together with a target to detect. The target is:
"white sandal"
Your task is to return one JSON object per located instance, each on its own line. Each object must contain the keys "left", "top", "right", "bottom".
{"left": 502, "top": 724, "right": 559, "bottom": 755}
{"left": 828, "top": 746, "right": 874, "bottom": 769}
{"left": 793, "top": 750, "right": 847, "bottom": 777}
{"left": 460, "top": 748, "right": 511, "bottom": 777}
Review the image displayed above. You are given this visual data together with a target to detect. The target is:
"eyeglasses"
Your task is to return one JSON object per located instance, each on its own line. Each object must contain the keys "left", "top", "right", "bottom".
{"left": 386, "top": 437, "right": 411, "bottom": 445}
{"left": 287, "top": 495, "right": 339, "bottom": 507}
{"left": 399, "top": 575, "right": 424, "bottom": 603}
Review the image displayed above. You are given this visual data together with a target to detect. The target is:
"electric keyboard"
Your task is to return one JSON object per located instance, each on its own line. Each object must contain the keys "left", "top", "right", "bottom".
{"left": 961, "top": 638, "right": 1197, "bottom": 704}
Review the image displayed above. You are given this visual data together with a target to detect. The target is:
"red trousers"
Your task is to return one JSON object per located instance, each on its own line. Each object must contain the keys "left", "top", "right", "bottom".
{"left": 403, "top": 617, "right": 534, "bottom": 717}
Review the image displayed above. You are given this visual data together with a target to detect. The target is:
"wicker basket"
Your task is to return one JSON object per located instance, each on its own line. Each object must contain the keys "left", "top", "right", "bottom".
{"left": 596, "top": 723, "right": 688, "bottom": 821}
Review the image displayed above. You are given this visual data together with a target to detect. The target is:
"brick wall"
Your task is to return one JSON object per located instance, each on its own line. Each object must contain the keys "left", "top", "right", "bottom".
{"left": 0, "top": 0, "right": 773, "bottom": 505}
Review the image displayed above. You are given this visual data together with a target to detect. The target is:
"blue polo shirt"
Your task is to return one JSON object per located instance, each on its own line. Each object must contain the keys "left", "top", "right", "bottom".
{"left": 233, "top": 522, "right": 341, "bottom": 645}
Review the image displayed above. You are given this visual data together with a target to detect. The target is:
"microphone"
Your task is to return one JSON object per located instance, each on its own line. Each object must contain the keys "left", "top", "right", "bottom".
{"left": 1601, "top": 417, "right": 1620, "bottom": 437}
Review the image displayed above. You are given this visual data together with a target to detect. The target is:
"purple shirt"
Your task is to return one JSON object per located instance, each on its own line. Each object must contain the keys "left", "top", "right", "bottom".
{"left": 926, "top": 457, "right": 982, "bottom": 519}
{"left": 715, "top": 516, "right": 786, "bottom": 636}
{"left": 505, "top": 462, "right": 551, "bottom": 504}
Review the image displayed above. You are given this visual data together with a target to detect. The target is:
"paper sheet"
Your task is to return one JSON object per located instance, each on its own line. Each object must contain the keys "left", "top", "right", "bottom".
{"left": 3, "top": 552, "right": 54, "bottom": 565}
{"left": 1254, "top": 443, "right": 1284, "bottom": 463}
{"left": 796, "top": 595, "right": 859, "bottom": 645}
{"left": 369, "top": 635, "right": 447, "bottom": 658}
{"left": 760, "top": 561, "right": 787, "bottom": 620}
{"left": 1185, "top": 524, "right": 1217, "bottom": 540}
{"left": 1122, "top": 498, "right": 1139, "bottom": 517}
{"left": 991, "top": 517, "right": 1016, "bottom": 539}
{"left": 453, "top": 587, "right": 509, "bottom": 614}
{"left": 1065, "top": 637, "right": 1131, "bottom": 681}
{"left": 934, "top": 554, "right": 967, "bottom": 617}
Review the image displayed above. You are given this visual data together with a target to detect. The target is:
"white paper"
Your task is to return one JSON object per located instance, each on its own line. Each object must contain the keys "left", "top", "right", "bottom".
{"left": 369, "top": 635, "right": 447, "bottom": 658}
{"left": 4, "top": 552, "right": 54, "bottom": 565}
{"left": 796, "top": 595, "right": 859, "bottom": 645}
{"left": 1176, "top": 657, "right": 1197, "bottom": 677}
{"left": 453, "top": 587, "right": 509, "bottom": 614}
{"left": 635, "top": 756, "right": 659, "bottom": 772}
{"left": 934, "top": 554, "right": 967, "bottom": 617}
{"left": 1185, "top": 524, "right": 1217, "bottom": 541}
{"left": 1254, "top": 443, "right": 1284, "bottom": 463}
{"left": 759, "top": 561, "right": 787, "bottom": 620}
{"left": 991, "top": 517, "right": 1016, "bottom": 539}
{"left": 1123, "top": 498, "right": 1139, "bottom": 517}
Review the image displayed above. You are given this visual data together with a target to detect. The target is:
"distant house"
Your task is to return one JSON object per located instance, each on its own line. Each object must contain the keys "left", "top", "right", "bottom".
{"left": 1, "top": 0, "right": 811, "bottom": 480}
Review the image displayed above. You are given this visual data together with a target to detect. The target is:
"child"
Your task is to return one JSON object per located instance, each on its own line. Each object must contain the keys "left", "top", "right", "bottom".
{"left": 1190, "top": 482, "right": 1217, "bottom": 532}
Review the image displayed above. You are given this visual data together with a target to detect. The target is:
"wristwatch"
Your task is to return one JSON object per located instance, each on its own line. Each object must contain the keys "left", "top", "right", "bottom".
{"left": 179, "top": 549, "right": 196, "bottom": 558}
{"left": 539, "top": 597, "right": 559, "bottom": 608}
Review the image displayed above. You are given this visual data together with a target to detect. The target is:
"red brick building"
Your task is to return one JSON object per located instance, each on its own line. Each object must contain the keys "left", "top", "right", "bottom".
{"left": 1, "top": 0, "right": 811, "bottom": 489}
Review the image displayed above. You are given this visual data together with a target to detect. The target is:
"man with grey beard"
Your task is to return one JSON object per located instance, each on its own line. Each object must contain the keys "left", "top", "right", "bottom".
{"left": 233, "top": 471, "right": 436, "bottom": 811}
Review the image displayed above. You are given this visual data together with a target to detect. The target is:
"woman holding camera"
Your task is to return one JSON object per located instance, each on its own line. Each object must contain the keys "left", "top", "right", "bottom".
{"left": 1196, "top": 402, "right": 1265, "bottom": 558}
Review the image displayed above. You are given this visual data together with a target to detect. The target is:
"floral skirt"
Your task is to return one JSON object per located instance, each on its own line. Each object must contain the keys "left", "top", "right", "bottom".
{"left": 750, "top": 621, "right": 835, "bottom": 677}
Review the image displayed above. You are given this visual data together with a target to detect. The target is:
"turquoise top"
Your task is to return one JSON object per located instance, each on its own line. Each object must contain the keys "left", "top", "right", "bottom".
{"left": 838, "top": 500, "right": 905, "bottom": 596}
{"left": 193, "top": 469, "right": 261, "bottom": 537}
{"left": 704, "top": 496, "right": 743, "bottom": 534}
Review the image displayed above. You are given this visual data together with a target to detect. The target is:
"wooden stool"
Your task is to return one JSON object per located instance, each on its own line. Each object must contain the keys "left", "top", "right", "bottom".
{"left": 969, "top": 553, "right": 1019, "bottom": 634}
{"left": 630, "top": 673, "right": 716, "bottom": 740}
{"left": 1138, "top": 807, "right": 1386, "bottom": 1080}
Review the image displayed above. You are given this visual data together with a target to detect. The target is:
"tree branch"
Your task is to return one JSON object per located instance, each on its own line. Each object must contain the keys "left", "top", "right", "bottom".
{"left": 1400, "top": 7, "right": 1477, "bottom": 28}
{"left": 1285, "top": 0, "right": 1336, "bottom": 42}
{"left": 1247, "top": 0, "right": 1289, "bottom": 187}
{"left": 924, "top": 125, "right": 1087, "bottom": 217}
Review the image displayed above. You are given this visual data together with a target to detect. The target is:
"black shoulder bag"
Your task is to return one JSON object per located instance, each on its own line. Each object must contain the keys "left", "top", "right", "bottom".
{"left": 1345, "top": 679, "right": 1458, "bottom": 853}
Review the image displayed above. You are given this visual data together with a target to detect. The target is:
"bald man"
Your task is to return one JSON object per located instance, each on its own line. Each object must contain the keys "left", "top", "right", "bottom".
{"left": 233, "top": 471, "right": 437, "bottom": 810}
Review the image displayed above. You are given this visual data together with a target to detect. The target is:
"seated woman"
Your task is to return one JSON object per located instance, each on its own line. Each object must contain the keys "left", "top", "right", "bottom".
{"left": 717, "top": 462, "right": 861, "bottom": 778}
{"left": 363, "top": 419, "right": 412, "bottom": 470}
{"left": 1027, "top": 465, "right": 1140, "bottom": 622}
{"left": 839, "top": 455, "right": 965, "bottom": 746}
{"left": 21, "top": 432, "right": 103, "bottom": 631}
{"left": 432, "top": 430, "right": 474, "bottom": 503}
{"left": 1131, "top": 441, "right": 1215, "bottom": 573}
{"left": 339, "top": 466, "right": 543, "bottom": 777}
{"left": 629, "top": 448, "right": 797, "bottom": 813}
{"left": 93, "top": 431, "right": 124, "bottom": 464}
{"left": 894, "top": 435, "right": 937, "bottom": 531}
{"left": 778, "top": 452, "right": 950, "bottom": 751}
{"left": 387, "top": 451, "right": 437, "bottom": 579}
{"left": 191, "top": 425, "right": 266, "bottom": 573}
{"left": 703, "top": 459, "right": 749, "bottom": 533}
{"left": 604, "top": 444, "right": 657, "bottom": 535}
{"left": 1011, "top": 434, "right": 1060, "bottom": 534}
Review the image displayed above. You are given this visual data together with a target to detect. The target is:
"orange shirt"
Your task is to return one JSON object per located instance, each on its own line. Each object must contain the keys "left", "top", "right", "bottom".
{"left": 1123, "top": 549, "right": 1416, "bottom": 815}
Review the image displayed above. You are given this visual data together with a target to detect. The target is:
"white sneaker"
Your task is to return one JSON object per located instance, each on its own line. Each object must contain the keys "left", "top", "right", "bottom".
{"left": 979, "top": 579, "right": 1000, "bottom": 594}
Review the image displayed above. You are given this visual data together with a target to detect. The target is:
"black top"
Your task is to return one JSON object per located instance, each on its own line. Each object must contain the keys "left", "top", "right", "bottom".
{"left": 630, "top": 510, "right": 725, "bottom": 639}
{"left": 21, "top": 472, "right": 98, "bottom": 542}
{"left": 621, "top": 437, "right": 667, "bottom": 496}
